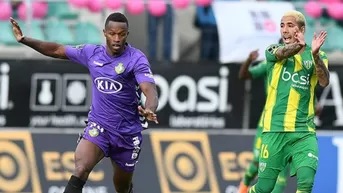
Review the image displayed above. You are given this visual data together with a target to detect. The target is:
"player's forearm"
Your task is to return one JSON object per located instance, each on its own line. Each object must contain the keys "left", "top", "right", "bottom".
{"left": 238, "top": 59, "right": 253, "bottom": 80}
{"left": 275, "top": 43, "right": 304, "bottom": 60}
{"left": 313, "top": 54, "right": 330, "bottom": 87}
{"left": 20, "top": 37, "right": 67, "bottom": 59}
{"left": 145, "top": 93, "right": 159, "bottom": 113}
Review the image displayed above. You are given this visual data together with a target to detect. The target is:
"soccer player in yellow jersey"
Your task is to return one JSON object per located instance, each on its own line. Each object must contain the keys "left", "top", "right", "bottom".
{"left": 248, "top": 10, "right": 330, "bottom": 193}
{"left": 238, "top": 39, "right": 289, "bottom": 193}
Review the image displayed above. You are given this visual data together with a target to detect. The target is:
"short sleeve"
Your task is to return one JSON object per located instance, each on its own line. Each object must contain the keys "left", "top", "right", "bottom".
{"left": 133, "top": 56, "right": 155, "bottom": 84}
{"left": 265, "top": 44, "right": 282, "bottom": 62}
{"left": 319, "top": 50, "right": 328, "bottom": 68}
{"left": 249, "top": 60, "right": 267, "bottom": 79}
{"left": 65, "top": 44, "right": 94, "bottom": 67}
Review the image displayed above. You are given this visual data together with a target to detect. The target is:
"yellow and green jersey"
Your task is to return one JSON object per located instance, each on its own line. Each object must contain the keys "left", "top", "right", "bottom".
{"left": 249, "top": 60, "right": 268, "bottom": 128}
{"left": 261, "top": 44, "right": 328, "bottom": 132}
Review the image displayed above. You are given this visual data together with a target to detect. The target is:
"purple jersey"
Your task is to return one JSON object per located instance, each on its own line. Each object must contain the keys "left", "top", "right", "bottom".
{"left": 66, "top": 44, "right": 154, "bottom": 135}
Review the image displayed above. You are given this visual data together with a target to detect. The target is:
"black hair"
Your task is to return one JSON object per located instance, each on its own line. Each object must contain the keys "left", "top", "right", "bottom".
{"left": 278, "top": 38, "right": 283, "bottom": 44}
{"left": 105, "top": 12, "right": 129, "bottom": 29}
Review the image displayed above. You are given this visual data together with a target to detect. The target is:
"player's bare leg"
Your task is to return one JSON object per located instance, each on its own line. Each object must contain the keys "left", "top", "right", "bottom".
{"left": 64, "top": 139, "right": 104, "bottom": 193}
{"left": 111, "top": 160, "right": 134, "bottom": 193}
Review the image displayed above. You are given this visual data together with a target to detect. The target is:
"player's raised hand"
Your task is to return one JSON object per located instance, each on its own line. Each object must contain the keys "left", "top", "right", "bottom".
{"left": 294, "top": 31, "right": 305, "bottom": 46}
{"left": 138, "top": 106, "right": 158, "bottom": 124}
{"left": 248, "top": 50, "right": 259, "bottom": 61}
{"left": 9, "top": 17, "right": 24, "bottom": 42}
{"left": 312, "top": 31, "right": 327, "bottom": 55}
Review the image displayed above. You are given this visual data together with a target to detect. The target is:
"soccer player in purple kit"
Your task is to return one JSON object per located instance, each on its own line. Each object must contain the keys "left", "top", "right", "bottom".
{"left": 10, "top": 13, "right": 159, "bottom": 193}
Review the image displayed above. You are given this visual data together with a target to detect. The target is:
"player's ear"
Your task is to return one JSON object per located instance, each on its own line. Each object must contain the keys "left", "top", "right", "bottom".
{"left": 300, "top": 26, "right": 305, "bottom": 34}
{"left": 127, "top": 31, "right": 130, "bottom": 36}
{"left": 103, "top": 29, "right": 106, "bottom": 37}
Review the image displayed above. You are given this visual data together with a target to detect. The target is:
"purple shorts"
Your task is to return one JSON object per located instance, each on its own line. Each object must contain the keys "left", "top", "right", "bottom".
{"left": 78, "top": 121, "right": 142, "bottom": 172}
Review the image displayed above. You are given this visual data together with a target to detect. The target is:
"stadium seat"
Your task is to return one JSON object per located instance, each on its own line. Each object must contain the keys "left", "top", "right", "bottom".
{"left": 47, "top": 2, "right": 78, "bottom": 19}
{"left": 327, "top": 24, "right": 343, "bottom": 51}
{"left": 75, "top": 22, "right": 102, "bottom": 44}
{"left": 296, "top": 7, "right": 316, "bottom": 26}
{"left": 319, "top": 16, "right": 334, "bottom": 26}
{"left": 46, "top": 20, "right": 75, "bottom": 44}
{"left": 0, "top": 22, "right": 18, "bottom": 45}
{"left": 17, "top": 20, "right": 45, "bottom": 40}
{"left": 305, "top": 24, "right": 315, "bottom": 44}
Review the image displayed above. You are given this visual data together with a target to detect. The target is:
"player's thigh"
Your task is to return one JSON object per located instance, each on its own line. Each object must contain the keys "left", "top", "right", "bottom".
{"left": 75, "top": 123, "right": 109, "bottom": 175}
{"left": 258, "top": 132, "right": 288, "bottom": 180}
{"left": 110, "top": 132, "right": 143, "bottom": 186}
{"left": 277, "top": 163, "right": 289, "bottom": 179}
{"left": 252, "top": 127, "right": 263, "bottom": 163}
{"left": 288, "top": 132, "right": 318, "bottom": 177}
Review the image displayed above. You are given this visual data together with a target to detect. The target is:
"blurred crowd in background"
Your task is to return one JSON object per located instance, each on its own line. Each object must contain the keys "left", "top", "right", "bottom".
{"left": 0, "top": 0, "right": 342, "bottom": 63}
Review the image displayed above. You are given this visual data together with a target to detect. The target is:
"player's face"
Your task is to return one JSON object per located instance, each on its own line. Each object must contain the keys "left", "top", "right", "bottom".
{"left": 280, "top": 16, "right": 304, "bottom": 44}
{"left": 103, "top": 21, "right": 129, "bottom": 55}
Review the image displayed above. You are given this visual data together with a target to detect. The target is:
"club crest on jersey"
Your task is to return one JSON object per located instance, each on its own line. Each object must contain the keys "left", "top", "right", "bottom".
{"left": 267, "top": 44, "right": 279, "bottom": 54}
{"left": 303, "top": 60, "right": 313, "bottom": 70}
{"left": 89, "top": 128, "right": 99, "bottom": 137}
{"left": 259, "top": 162, "right": 266, "bottom": 172}
{"left": 115, "top": 63, "right": 125, "bottom": 74}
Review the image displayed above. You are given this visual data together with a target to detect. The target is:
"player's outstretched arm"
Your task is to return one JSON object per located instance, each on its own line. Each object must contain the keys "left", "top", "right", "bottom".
{"left": 312, "top": 31, "right": 330, "bottom": 87}
{"left": 10, "top": 17, "right": 67, "bottom": 59}
{"left": 274, "top": 31, "right": 305, "bottom": 61}
{"left": 313, "top": 54, "right": 329, "bottom": 87}
{"left": 239, "top": 50, "right": 258, "bottom": 80}
{"left": 274, "top": 42, "right": 304, "bottom": 60}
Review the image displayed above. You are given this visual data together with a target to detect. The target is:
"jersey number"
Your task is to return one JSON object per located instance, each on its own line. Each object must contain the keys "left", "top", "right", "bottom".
{"left": 260, "top": 144, "right": 269, "bottom": 159}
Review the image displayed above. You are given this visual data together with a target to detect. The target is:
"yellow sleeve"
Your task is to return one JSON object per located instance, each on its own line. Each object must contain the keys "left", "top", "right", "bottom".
{"left": 319, "top": 50, "right": 328, "bottom": 68}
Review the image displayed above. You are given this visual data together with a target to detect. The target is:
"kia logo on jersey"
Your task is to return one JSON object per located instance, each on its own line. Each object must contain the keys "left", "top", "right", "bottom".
{"left": 94, "top": 77, "right": 123, "bottom": 94}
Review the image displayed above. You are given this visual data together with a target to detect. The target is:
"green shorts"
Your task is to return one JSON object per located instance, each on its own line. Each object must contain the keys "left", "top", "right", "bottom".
{"left": 258, "top": 132, "right": 318, "bottom": 179}
{"left": 252, "top": 127, "right": 263, "bottom": 162}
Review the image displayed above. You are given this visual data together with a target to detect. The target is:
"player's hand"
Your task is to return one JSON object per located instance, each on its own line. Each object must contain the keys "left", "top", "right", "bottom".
{"left": 311, "top": 31, "right": 327, "bottom": 55}
{"left": 138, "top": 106, "right": 158, "bottom": 124}
{"left": 294, "top": 31, "right": 305, "bottom": 46}
{"left": 248, "top": 50, "right": 259, "bottom": 61}
{"left": 10, "top": 17, "right": 24, "bottom": 42}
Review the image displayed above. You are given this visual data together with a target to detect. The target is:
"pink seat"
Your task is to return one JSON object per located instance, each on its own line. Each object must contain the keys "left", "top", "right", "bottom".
{"left": 172, "top": 0, "right": 190, "bottom": 9}
{"left": 327, "top": 3, "right": 343, "bottom": 20}
{"left": 304, "top": 1, "right": 323, "bottom": 18}
{"left": 126, "top": 0, "right": 145, "bottom": 15}
{"left": 105, "top": 0, "right": 121, "bottom": 10}
{"left": 0, "top": 2, "right": 12, "bottom": 21}
{"left": 148, "top": 0, "right": 167, "bottom": 17}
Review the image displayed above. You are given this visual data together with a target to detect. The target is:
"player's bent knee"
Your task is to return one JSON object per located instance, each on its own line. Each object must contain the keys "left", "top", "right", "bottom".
{"left": 73, "top": 164, "right": 92, "bottom": 179}
{"left": 256, "top": 184, "right": 275, "bottom": 193}
{"left": 253, "top": 178, "right": 277, "bottom": 193}
{"left": 297, "top": 167, "right": 315, "bottom": 192}
{"left": 115, "top": 184, "right": 132, "bottom": 193}
{"left": 297, "top": 177, "right": 314, "bottom": 191}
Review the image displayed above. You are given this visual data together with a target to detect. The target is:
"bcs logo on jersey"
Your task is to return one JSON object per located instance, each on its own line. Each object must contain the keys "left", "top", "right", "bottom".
{"left": 313, "top": 135, "right": 343, "bottom": 193}
{"left": 94, "top": 77, "right": 123, "bottom": 94}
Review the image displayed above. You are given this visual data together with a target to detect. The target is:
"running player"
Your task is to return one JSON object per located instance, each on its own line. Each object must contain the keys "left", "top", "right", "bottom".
{"left": 248, "top": 10, "right": 329, "bottom": 193}
{"left": 10, "top": 13, "right": 159, "bottom": 193}
{"left": 238, "top": 39, "right": 290, "bottom": 193}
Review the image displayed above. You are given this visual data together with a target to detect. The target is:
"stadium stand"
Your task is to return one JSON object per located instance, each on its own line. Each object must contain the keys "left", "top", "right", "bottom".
{"left": 0, "top": 0, "right": 342, "bottom": 62}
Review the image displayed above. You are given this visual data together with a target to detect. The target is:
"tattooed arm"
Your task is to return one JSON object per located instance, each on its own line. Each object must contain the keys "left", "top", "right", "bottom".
{"left": 275, "top": 43, "right": 304, "bottom": 60}
{"left": 313, "top": 53, "right": 330, "bottom": 87}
